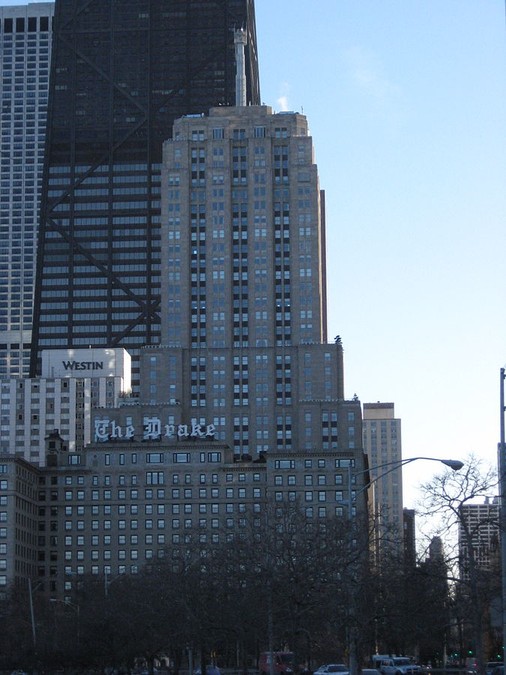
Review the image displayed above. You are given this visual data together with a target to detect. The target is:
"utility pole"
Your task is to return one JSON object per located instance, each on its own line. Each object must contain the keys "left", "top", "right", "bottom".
{"left": 499, "top": 368, "right": 506, "bottom": 665}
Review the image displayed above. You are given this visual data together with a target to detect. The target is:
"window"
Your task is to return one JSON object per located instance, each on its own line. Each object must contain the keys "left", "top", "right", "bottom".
{"left": 147, "top": 472, "right": 164, "bottom": 485}
{"left": 147, "top": 453, "right": 164, "bottom": 464}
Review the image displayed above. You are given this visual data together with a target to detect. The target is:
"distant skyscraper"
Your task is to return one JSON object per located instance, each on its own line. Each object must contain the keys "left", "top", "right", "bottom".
{"left": 0, "top": 2, "right": 54, "bottom": 377}
{"left": 362, "top": 402, "right": 403, "bottom": 552}
{"left": 459, "top": 499, "right": 500, "bottom": 582}
{"left": 30, "top": 0, "right": 260, "bottom": 387}
{"left": 403, "top": 508, "right": 416, "bottom": 565}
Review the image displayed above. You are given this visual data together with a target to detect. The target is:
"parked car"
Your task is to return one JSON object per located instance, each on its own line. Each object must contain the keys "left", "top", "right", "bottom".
{"left": 194, "top": 667, "right": 220, "bottom": 675}
{"left": 314, "top": 665, "right": 349, "bottom": 675}
{"left": 379, "top": 658, "right": 421, "bottom": 675}
{"left": 259, "top": 651, "right": 294, "bottom": 675}
{"left": 486, "top": 663, "right": 503, "bottom": 675}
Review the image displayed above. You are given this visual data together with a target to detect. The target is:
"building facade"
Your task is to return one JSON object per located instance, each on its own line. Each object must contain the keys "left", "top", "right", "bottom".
{"left": 0, "top": 2, "right": 54, "bottom": 377}
{"left": 362, "top": 402, "right": 403, "bottom": 552}
{"left": 458, "top": 499, "right": 500, "bottom": 582}
{"left": 0, "top": 101, "right": 366, "bottom": 598}
{"left": 0, "top": 348, "right": 130, "bottom": 465}
{"left": 30, "top": 0, "right": 260, "bottom": 388}
{"left": 134, "top": 105, "right": 354, "bottom": 459}
{"left": 0, "top": 426, "right": 365, "bottom": 599}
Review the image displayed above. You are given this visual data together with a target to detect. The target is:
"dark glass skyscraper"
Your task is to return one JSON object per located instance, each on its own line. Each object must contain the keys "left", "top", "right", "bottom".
{"left": 30, "top": 0, "right": 260, "bottom": 386}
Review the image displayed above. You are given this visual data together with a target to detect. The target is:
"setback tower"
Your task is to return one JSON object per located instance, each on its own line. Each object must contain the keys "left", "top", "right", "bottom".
{"left": 134, "top": 104, "right": 356, "bottom": 459}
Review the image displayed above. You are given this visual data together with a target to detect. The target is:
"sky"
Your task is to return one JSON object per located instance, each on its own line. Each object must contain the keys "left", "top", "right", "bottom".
{"left": 3, "top": 0, "right": 506, "bottom": 510}
{"left": 254, "top": 0, "right": 506, "bottom": 508}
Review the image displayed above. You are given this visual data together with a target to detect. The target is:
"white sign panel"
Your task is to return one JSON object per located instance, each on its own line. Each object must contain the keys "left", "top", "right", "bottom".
{"left": 41, "top": 348, "right": 131, "bottom": 382}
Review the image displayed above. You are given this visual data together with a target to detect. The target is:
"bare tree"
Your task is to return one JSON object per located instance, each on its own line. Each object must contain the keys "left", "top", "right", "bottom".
{"left": 418, "top": 455, "right": 498, "bottom": 673}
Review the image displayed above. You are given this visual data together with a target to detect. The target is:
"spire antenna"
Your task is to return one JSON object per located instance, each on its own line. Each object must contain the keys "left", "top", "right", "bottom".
{"left": 234, "top": 28, "right": 248, "bottom": 107}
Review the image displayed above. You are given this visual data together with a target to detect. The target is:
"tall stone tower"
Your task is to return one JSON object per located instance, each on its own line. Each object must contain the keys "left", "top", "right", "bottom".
{"left": 136, "top": 104, "right": 355, "bottom": 459}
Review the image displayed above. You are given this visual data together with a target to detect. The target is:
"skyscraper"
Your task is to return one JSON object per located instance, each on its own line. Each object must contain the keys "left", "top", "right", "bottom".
{"left": 459, "top": 499, "right": 500, "bottom": 582}
{"left": 134, "top": 103, "right": 355, "bottom": 459}
{"left": 0, "top": 2, "right": 54, "bottom": 377}
{"left": 362, "top": 402, "right": 403, "bottom": 552}
{"left": 30, "top": 0, "right": 260, "bottom": 387}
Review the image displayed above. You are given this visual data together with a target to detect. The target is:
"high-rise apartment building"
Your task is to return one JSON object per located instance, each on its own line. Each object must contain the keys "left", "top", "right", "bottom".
{"left": 30, "top": 0, "right": 260, "bottom": 387}
{"left": 0, "top": 2, "right": 54, "bottom": 377}
{"left": 362, "top": 402, "right": 403, "bottom": 551}
{"left": 459, "top": 499, "right": 500, "bottom": 582}
{"left": 135, "top": 104, "right": 355, "bottom": 459}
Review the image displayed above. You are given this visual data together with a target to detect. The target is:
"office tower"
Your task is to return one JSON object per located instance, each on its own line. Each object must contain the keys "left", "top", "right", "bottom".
{"left": 428, "top": 535, "right": 444, "bottom": 560}
{"left": 30, "top": 0, "right": 260, "bottom": 388}
{"left": 135, "top": 103, "right": 358, "bottom": 460}
{"left": 0, "top": 2, "right": 54, "bottom": 377}
{"left": 362, "top": 402, "right": 403, "bottom": 552}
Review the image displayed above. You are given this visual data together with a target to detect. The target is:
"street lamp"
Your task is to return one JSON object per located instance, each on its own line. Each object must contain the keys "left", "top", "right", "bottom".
{"left": 345, "top": 455, "right": 464, "bottom": 675}
{"left": 27, "top": 578, "right": 45, "bottom": 649}
{"left": 346, "top": 455, "right": 464, "bottom": 518}
{"left": 104, "top": 569, "right": 125, "bottom": 597}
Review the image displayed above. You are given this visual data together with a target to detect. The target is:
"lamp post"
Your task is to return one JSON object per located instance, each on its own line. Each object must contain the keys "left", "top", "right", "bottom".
{"left": 50, "top": 598, "right": 80, "bottom": 646}
{"left": 345, "top": 456, "right": 464, "bottom": 521}
{"left": 27, "top": 578, "right": 45, "bottom": 649}
{"left": 345, "top": 455, "right": 464, "bottom": 675}
{"left": 104, "top": 569, "right": 125, "bottom": 597}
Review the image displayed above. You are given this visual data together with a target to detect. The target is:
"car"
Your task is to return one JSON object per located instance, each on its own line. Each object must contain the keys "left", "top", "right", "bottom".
{"left": 194, "top": 667, "right": 220, "bottom": 675}
{"left": 314, "top": 665, "right": 349, "bottom": 675}
{"left": 487, "top": 664, "right": 503, "bottom": 675}
{"left": 379, "top": 658, "right": 420, "bottom": 675}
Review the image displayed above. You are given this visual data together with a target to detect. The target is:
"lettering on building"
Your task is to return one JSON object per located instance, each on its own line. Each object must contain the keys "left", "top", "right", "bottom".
{"left": 62, "top": 361, "right": 104, "bottom": 371}
{"left": 94, "top": 417, "right": 216, "bottom": 442}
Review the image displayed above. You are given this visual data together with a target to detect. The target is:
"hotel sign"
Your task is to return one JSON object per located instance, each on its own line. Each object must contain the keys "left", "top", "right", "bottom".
{"left": 63, "top": 360, "right": 104, "bottom": 371}
{"left": 41, "top": 347, "right": 130, "bottom": 380}
{"left": 95, "top": 417, "right": 216, "bottom": 442}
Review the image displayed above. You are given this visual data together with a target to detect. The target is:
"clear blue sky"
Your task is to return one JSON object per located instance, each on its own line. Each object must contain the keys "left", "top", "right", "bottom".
{"left": 3, "top": 0, "right": 506, "bottom": 507}
{"left": 256, "top": 0, "right": 506, "bottom": 506}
